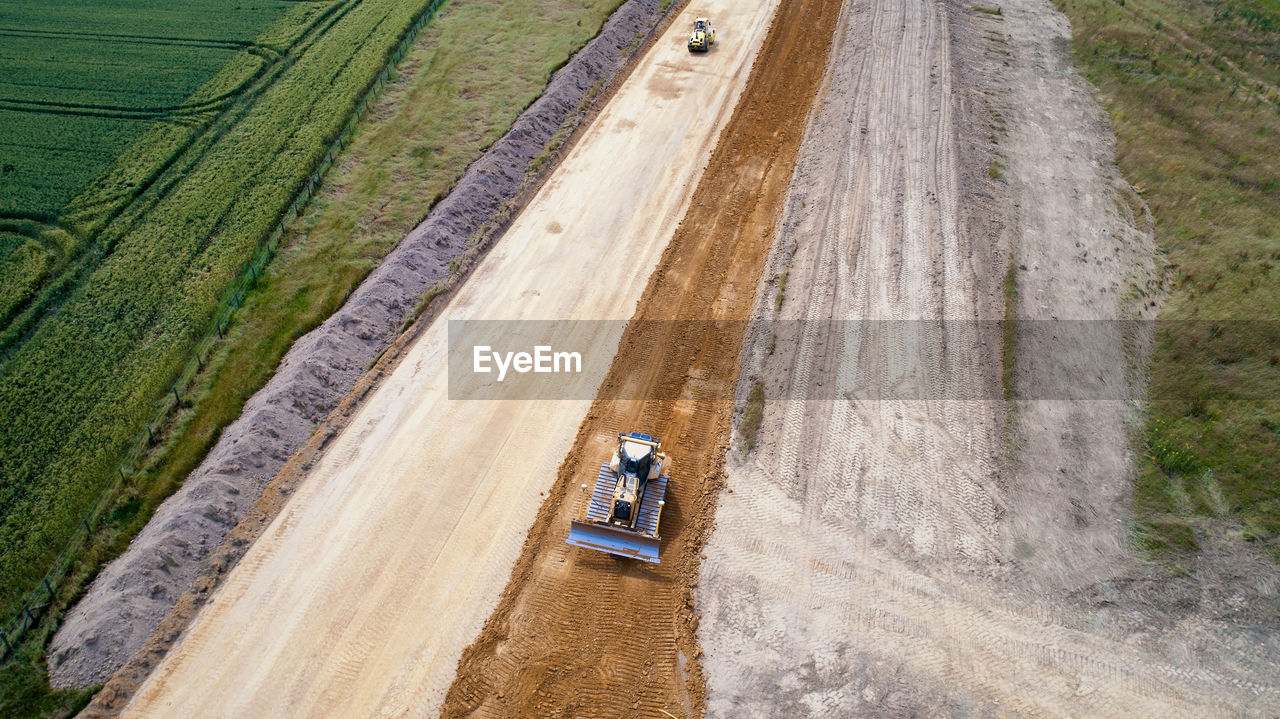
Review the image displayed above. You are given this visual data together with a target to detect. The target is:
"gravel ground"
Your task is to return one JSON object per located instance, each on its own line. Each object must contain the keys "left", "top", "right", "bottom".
{"left": 49, "top": 0, "right": 678, "bottom": 689}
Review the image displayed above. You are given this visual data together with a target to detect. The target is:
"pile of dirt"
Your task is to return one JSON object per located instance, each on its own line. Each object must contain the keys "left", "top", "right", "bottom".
{"left": 49, "top": 0, "right": 680, "bottom": 689}
{"left": 435, "top": 0, "right": 843, "bottom": 716}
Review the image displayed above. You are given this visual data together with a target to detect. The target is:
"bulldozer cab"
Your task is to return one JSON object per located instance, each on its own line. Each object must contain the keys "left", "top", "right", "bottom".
{"left": 613, "top": 434, "right": 655, "bottom": 524}
{"left": 619, "top": 435, "right": 655, "bottom": 478}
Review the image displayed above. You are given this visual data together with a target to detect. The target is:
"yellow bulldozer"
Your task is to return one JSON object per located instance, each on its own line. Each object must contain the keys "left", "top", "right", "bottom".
{"left": 688, "top": 17, "right": 715, "bottom": 53}
{"left": 566, "top": 432, "right": 670, "bottom": 563}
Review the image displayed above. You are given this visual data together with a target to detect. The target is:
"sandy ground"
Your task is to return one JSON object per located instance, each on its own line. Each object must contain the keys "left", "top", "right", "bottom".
{"left": 115, "top": 2, "right": 778, "bottom": 717}
{"left": 698, "top": 0, "right": 1280, "bottom": 717}
{"left": 50, "top": 0, "right": 683, "bottom": 689}
{"left": 437, "top": 0, "right": 841, "bottom": 716}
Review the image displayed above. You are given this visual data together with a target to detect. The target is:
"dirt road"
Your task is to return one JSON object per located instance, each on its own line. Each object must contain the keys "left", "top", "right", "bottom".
{"left": 698, "top": 0, "right": 1280, "bottom": 716}
{"left": 118, "top": 2, "right": 781, "bottom": 716}
{"left": 436, "top": 0, "right": 842, "bottom": 716}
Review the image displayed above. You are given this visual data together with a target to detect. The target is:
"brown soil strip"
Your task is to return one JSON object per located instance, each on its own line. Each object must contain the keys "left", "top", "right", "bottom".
{"left": 437, "top": 0, "right": 843, "bottom": 716}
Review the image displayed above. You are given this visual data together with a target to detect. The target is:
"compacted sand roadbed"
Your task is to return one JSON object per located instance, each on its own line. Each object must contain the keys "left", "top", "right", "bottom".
{"left": 120, "top": 1, "right": 780, "bottom": 716}
{"left": 438, "top": 0, "right": 842, "bottom": 715}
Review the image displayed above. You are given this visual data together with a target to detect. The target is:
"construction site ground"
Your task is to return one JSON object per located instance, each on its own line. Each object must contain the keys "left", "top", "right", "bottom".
{"left": 85, "top": 0, "right": 1280, "bottom": 716}
{"left": 438, "top": 0, "right": 840, "bottom": 715}
{"left": 700, "top": 0, "right": 1280, "bottom": 716}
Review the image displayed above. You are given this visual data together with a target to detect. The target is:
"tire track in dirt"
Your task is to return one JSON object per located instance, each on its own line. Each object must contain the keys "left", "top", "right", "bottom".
{"left": 709, "top": 491, "right": 1276, "bottom": 716}
{"left": 698, "top": 0, "right": 1280, "bottom": 716}
{"left": 770, "top": 0, "right": 1004, "bottom": 568}
{"left": 437, "top": 1, "right": 844, "bottom": 716}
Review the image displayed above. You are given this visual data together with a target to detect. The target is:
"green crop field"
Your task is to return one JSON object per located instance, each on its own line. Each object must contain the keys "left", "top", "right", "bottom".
{"left": 1054, "top": 0, "right": 1280, "bottom": 559}
{"left": 0, "top": 1, "right": 288, "bottom": 220}
{"left": 0, "top": 0, "right": 452, "bottom": 629}
{"left": 0, "top": 0, "right": 296, "bottom": 329}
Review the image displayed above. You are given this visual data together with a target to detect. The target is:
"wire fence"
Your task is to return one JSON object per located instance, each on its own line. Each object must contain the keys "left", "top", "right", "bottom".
{"left": 0, "top": 0, "right": 446, "bottom": 661}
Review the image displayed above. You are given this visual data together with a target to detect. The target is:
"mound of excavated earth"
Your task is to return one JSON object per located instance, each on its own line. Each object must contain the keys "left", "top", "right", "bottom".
{"left": 49, "top": 0, "right": 679, "bottom": 688}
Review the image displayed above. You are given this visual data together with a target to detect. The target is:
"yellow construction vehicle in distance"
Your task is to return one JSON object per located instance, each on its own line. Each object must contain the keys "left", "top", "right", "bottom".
{"left": 688, "top": 17, "right": 715, "bottom": 53}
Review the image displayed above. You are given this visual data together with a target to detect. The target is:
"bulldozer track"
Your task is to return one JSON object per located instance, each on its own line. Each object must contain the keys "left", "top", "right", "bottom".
{"left": 438, "top": 0, "right": 844, "bottom": 715}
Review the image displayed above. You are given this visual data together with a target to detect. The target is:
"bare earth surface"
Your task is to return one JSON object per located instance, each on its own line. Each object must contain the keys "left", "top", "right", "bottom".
{"left": 117, "top": 2, "right": 779, "bottom": 716}
{"left": 438, "top": 0, "right": 840, "bottom": 715}
{"left": 698, "top": 0, "right": 1280, "bottom": 717}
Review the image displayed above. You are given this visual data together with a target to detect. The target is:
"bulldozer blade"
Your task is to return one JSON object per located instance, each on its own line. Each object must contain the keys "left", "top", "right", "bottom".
{"left": 567, "top": 519, "right": 661, "bottom": 563}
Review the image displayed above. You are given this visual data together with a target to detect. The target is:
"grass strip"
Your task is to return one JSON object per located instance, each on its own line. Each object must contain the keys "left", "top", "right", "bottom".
{"left": 1053, "top": 0, "right": 1279, "bottom": 557}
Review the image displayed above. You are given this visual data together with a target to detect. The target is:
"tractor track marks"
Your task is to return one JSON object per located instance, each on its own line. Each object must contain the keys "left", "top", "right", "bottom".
{"left": 437, "top": 0, "right": 843, "bottom": 716}
{"left": 698, "top": 0, "right": 1280, "bottom": 716}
